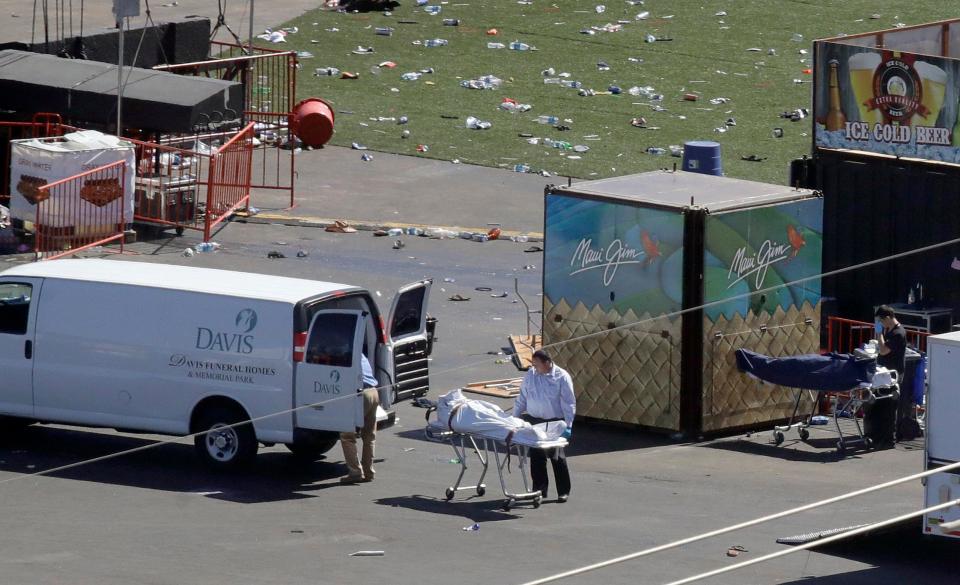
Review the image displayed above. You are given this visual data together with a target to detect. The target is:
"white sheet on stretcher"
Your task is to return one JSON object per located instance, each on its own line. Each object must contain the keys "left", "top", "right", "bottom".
{"left": 435, "top": 389, "right": 568, "bottom": 446}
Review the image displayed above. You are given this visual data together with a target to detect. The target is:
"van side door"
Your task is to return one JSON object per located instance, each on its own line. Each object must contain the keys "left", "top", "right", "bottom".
{"left": 294, "top": 309, "right": 366, "bottom": 433}
{"left": 0, "top": 278, "right": 43, "bottom": 417}
{"left": 385, "top": 279, "right": 433, "bottom": 403}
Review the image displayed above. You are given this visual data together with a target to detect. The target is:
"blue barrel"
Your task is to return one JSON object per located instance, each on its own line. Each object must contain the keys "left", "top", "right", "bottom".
{"left": 682, "top": 141, "right": 723, "bottom": 176}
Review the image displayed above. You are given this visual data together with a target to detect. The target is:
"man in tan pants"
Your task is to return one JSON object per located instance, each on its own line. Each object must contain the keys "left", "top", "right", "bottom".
{"left": 340, "top": 354, "right": 380, "bottom": 483}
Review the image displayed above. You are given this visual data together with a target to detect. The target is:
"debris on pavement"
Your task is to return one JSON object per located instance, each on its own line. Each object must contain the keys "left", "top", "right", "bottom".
{"left": 726, "top": 545, "right": 748, "bottom": 557}
{"left": 462, "top": 377, "right": 522, "bottom": 398}
{"left": 462, "top": 523, "right": 480, "bottom": 531}
{"left": 326, "top": 220, "right": 358, "bottom": 233}
{"left": 267, "top": 251, "right": 286, "bottom": 259}
{"left": 349, "top": 551, "right": 385, "bottom": 557}
{"left": 448, "top": 294, "right": 471, "bottom": 301}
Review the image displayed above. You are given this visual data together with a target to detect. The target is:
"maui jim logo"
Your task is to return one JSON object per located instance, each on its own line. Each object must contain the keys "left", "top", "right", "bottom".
{"left": 195, "top": 309, "right": 258, "bottom": 354}
{"left": 726, "top": 225, "right": 806, "bottom": 290}
{"left": 727, "top": 241, "right": 792, "bottom": 289}
{"left": 569, "top": 237, "right": 648, "bottom": 287}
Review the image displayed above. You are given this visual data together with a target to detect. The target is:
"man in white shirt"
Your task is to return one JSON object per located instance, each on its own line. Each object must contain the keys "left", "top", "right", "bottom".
{"left": 513, "top": 349, "right": 575, "bottom": 502}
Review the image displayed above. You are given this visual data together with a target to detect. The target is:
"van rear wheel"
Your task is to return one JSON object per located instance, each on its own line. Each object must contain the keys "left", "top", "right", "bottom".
{"left": 193, "top": 405, "right": 258, "bottom": 469}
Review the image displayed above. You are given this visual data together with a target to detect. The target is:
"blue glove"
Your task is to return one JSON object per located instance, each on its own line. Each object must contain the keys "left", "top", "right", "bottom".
{"left": 874, "top": 321, "right": 883, "bottom": 334}
{"left": 562, "top": 427, "right": 572, "bottom": 439}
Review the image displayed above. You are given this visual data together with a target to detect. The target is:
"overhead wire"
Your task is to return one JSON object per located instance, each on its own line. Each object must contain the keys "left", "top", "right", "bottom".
{"left": 515, "top": 460, "right": 960, "bottom": 585}
{"left": 662, "top": 499, "right": 960, "bottom": 585}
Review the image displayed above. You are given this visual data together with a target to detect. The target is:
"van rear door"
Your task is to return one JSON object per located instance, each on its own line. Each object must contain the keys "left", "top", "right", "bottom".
{"left": 0, "top": 278, "right": 43, "bottom": 418}
{"left": 294, "top": 309, "right": 366, "bottom": 433}
{"left": 386, "top": 279, "right": 432, "bottom": 402}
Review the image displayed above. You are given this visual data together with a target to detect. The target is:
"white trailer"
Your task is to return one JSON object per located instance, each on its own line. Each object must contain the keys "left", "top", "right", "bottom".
{"left": 0, "top": 259, "right": 432, "bottom": 469}
{"left": 923, "top": 331, "right": 960, "bottom": 538}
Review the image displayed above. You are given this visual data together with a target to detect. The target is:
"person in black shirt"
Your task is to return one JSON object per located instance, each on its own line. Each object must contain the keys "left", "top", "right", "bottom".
{"left": 875, "top": 305, "right": 907, "bottom": 378}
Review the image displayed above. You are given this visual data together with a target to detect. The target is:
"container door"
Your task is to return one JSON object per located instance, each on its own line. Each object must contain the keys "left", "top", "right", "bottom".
{"left": 0, "top": 278, "right": 42, "bottom": 417}
{"left": 294, "top": 310, "right": 366, "bottom": 433}
{"left": 386, "top": 279, "right": 432, "bottom": 402}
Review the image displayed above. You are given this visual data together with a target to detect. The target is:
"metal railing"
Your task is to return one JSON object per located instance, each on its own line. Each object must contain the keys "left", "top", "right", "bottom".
{"left": 826, "top": 315, "right": 930, "bottom": 353}
{"left": 155, "top": 42, "right": 297, "bottom": 207}
{"left": 34, "top": 160, "right": 127, "bottom": 260}
{"left": 204, "top": 123, "right": 254, "bottom": 241}
{"left": 131, "top": 123, "right": 254, "bottom": 241}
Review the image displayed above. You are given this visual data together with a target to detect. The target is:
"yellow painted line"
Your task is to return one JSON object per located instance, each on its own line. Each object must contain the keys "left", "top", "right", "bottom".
{"left": 234, "top": 212, "right": 544, "bottom": 241}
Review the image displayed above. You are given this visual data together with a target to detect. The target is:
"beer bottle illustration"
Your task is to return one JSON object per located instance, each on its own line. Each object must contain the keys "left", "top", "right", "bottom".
{"left": 825, "top": 59, "right": 847, "bottom": 131}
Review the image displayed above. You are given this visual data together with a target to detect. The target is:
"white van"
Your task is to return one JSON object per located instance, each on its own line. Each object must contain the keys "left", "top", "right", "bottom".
{"left": 0, "top": 259, "right": 433, "bottom": 468}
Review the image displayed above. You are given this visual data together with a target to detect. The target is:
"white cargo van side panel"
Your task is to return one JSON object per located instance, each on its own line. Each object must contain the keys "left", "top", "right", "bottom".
{"left": 927, "top": 339, "right": 960, "bottom": 462}
{"left": 33, "top": 279, "right": 296, "bottom": 442}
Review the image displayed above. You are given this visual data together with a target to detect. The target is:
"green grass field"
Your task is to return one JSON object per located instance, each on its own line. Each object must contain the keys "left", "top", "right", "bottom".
{"left": 272, "top": 1, "right": 959, "bottom": 185}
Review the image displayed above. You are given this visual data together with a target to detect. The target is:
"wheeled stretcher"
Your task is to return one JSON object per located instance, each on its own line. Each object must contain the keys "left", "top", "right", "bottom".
{"left": 735, "top": 349, "right": 899, "bottom": 453}
{"left": 423, "top": 390, "right": 568, "bottom": 510}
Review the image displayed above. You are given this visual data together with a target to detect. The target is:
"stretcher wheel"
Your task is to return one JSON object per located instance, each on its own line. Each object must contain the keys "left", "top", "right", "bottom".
{"left": 533, "top": 496, "right": 541, "bottom": 509}
{"left": 476, "top": 485, "right": 486, "bottom": 497}
{"left": 864, "top": 437, "right": 874, "bottom": 449}
{"left": 444, "top": 487, "right": 455, "bottom": 501}
{"left": 774, "top": 431, "right": 785, "bottom": 445}
{"left": 799, "top": 428, "right": 810, "bottom": 442}
{"left": 503, "top": 499, "right": 513, "bottom": 511}
{"left": 175, "top": 226, "right": 185, "bottom": 236}
{"left": 836, "top": 441, "right": 846, "bottom": 454}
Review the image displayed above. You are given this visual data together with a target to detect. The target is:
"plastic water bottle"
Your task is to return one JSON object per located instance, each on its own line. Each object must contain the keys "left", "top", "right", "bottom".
{"left": 487, "top": 42, "right": 505, "bottom": 49}
{"left": 401, "top": 72, "right": 422, "bottom": 81}
{"left": 315, "top": 67, "right": 340, "bottom": 76}
{"left": 195, "top": 242, "right": 220, "bottom": 253}
{"left": 509, "top": 41, "right": 531, "bottom": 51}
{"left": 543, "top": 77, "right": 561, "bottom": 85}
{"left": 537, "top": 115, "right": 559, "bottom": 125}
{"left": 425, "top": 38, "right": 448, "bottom": 47}
{"left": 561, "top": 80, "right": 581, "bottom": 88}
{"left": 387, "top": 228, "right": 403, "bottom": 237}
{"left": 442, "top": 19, "right": 460, "bottom": 26}
{"left": 424, "top": 5, "right": 441, "bottom": 15}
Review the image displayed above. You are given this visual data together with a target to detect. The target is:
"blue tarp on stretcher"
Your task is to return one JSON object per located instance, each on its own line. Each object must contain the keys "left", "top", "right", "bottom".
{"left": 735, "top": 349, "right": 876, "bottom": 392}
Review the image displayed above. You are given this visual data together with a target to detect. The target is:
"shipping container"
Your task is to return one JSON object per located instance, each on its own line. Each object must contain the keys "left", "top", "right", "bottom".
{"left": 543, "top": 171, "right": 822, "bottom": 437}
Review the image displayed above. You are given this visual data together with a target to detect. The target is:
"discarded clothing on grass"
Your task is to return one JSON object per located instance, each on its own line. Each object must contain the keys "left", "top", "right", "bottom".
{"left": 435, "top": 389, "right": 567, "bottom": 443}
{"left": 735, "top": 349, "right": 877, "bottom": 392}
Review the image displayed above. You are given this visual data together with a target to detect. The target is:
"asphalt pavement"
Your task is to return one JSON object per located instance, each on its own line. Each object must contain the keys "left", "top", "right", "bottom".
{"left": 248, "top": 145, "right": 553, "bottom": 237}
{"left": 0, "top": 222, "right": 952, "bottom": 585}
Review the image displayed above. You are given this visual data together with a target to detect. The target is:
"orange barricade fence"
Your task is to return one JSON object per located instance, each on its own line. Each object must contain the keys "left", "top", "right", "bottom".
{"left": 204, "top": 123, "right": 254, "bottom": 241}
{"left": 34, "top": 160, "right": 127, "bottom": 260}
{"left": 0, "top": 115, "right": 67, "bottom": 207}
{"left": 155, "top": 42, "right": 297, "bottom": 207}
{"left": 826, "top": 316, "right": 930, "bottom": 354}
{"left": 129, "top": 123, "right": 254, "bottom": 241}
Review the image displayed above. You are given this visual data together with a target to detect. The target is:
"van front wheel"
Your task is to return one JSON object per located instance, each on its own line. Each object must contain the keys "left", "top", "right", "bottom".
{"left": 193, "top": 405, "right": 258, "bottom": 469}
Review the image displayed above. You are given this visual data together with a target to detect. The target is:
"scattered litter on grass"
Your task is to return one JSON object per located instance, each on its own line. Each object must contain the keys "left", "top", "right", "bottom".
{"left": 461, "top": 75, "right": 502, "bottom": 89}
{"left": 466, "top": 117, "right": 492, "bottom": 130}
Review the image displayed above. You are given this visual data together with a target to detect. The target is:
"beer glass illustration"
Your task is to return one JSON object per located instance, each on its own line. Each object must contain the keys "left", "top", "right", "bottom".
{"left": 848, "top": 52, "right": 882, "bottom": 125}
{"left": 912, "top": 60, "right": 947, "bottom": 127}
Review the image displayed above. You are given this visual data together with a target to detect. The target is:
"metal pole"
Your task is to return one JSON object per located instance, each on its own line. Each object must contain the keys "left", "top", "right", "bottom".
{"left": 248, "top": 0, "right": 255, "bottom": 51}
{"left": 116, "top": 14, "right": 123, "bottom": 136}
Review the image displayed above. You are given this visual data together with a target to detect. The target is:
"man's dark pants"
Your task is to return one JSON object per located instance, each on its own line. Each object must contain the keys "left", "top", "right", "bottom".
{"left": 521, "top": 414, "right": 571, "bottom": 498}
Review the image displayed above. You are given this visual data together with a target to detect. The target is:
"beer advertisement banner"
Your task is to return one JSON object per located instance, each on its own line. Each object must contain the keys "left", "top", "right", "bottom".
{"left": 814, "top": 42, "right": 960, "bottom": 162}
{"left": 703, "top": 199, "right": 823, "bottom": 321}
{"left": 544, "top": 194, "right": 684, "bottom": 316}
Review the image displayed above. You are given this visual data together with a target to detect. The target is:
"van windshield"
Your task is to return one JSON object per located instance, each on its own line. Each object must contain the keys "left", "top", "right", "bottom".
{"left": 0, "top": 283, "right": 31, "bottom": 335}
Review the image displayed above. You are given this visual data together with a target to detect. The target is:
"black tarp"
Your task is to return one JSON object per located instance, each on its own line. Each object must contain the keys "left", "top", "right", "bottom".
{"left": 0, "top": 50, "right": 242, "bottom": 133}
